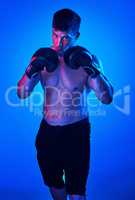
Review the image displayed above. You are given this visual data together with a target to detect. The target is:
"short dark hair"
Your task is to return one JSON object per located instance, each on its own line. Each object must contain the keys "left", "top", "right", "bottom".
{"left": 52, "top": 8, "right": 81, "bottom": 34}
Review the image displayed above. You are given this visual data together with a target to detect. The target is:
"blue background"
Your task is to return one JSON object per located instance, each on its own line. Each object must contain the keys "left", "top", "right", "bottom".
{"left": 1, "top": 0, "right": 134, "bottom": 199}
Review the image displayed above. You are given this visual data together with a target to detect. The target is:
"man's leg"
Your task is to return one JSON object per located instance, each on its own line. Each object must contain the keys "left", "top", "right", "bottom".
{"left": 49, "top": 187, "right": 67, "bottom": 200}
{"left": 69, "top": 195, "right": 86, "bottom": 200}
{"left": 64, "top": 119, "right": 90, "bottom": 200}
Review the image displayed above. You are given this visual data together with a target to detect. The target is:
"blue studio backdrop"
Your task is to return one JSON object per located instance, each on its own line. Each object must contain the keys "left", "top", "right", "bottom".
{"left": 1, "top": 0, "right": 134, "bottom": 200}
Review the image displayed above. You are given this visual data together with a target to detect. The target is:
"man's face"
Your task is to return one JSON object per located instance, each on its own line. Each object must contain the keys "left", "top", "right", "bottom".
{"left": 52, "top": 28, "right": 78, "bottom": 53}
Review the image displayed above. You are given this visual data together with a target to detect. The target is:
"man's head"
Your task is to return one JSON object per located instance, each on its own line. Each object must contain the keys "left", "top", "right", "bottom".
{"left": 52, "top": 8, "right": 81, "bottom": 52}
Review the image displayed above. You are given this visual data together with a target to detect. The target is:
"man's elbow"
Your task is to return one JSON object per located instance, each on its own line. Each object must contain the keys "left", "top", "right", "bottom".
{"left": 17, "top": 90, "right": 30, "bottom": 99}
{"left": 17, "top": 91, "right": 28, "bottom": 99}
{"left": 17, "top": 85, "right": 30, "bottom": 99}
{"left": 100, "top": 90, "right": 113, "bottom": 104}
{"left": 101, "top": 95, "right": 113, "bottom": 104}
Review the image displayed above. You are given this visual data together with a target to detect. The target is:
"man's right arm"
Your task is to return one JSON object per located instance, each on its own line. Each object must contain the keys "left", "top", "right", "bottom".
{"left": 17, "top": 62, "right": 40, "bottom": 99}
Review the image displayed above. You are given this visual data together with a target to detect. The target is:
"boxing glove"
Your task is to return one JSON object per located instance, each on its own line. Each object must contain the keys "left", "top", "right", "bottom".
{"left": 64, "top": 46, "right": 100, "bottom": 78}
{"left": 26, "top": 48, "right": 59, "bottom": 78}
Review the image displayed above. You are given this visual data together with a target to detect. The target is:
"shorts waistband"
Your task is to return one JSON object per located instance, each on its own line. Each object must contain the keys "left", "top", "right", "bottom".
{"left": 42, "top": 117, "right": 90, "bottom": 129}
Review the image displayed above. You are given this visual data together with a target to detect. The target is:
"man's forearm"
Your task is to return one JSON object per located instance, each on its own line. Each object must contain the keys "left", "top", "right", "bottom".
{"left": 17, "top": 73, "right": 39, "bottom": 99}
{"left": 91, "top": 73, "right": 113, "bottom": 104}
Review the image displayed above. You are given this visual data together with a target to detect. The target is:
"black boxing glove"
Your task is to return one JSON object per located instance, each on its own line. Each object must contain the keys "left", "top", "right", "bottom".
{"left": 26, "top": 48, "right": 59, "bottom": 78}
{"left": 64, "top": 46, "right": 100, "bottom": 78}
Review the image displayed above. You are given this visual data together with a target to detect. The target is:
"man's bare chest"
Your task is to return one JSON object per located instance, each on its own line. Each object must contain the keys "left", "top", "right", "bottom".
{"left": 40, "top": 61, "right": 88, "bottom": 92}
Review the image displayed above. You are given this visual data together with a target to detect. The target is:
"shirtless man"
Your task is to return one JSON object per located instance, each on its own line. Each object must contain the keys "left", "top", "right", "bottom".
{"left": 17, "top": 9, "right": 113, "bottom": 200}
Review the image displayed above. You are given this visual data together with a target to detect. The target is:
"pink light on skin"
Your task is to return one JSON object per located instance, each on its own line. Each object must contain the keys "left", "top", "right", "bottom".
{"left": 51, "top": 28, "right": 77, "bottom": 53}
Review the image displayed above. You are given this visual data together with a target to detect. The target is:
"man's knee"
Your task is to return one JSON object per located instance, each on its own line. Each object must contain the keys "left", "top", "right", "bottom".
{"left": 69, "top": 194, "right": 86, "bottom": 200}
{"left": 49, "top": 187, "right": 67, "bottom": 200}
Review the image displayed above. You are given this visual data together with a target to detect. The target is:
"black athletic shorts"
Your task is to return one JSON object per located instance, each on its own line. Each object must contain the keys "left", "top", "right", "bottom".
{"left": 35, "top": 118, "right": 90, "bottom": 195}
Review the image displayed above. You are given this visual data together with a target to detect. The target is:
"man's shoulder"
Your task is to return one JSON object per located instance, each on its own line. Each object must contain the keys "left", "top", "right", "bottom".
{"left": 32, "top": 47, "right": 49, "bottom": 57}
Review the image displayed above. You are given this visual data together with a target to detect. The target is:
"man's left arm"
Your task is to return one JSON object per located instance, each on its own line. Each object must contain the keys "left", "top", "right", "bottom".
{"left": 87, "top": 72, "right": 113, "bottom": 104}
{"left": 63, "top": 46, "right": 113, "bottom": 104}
